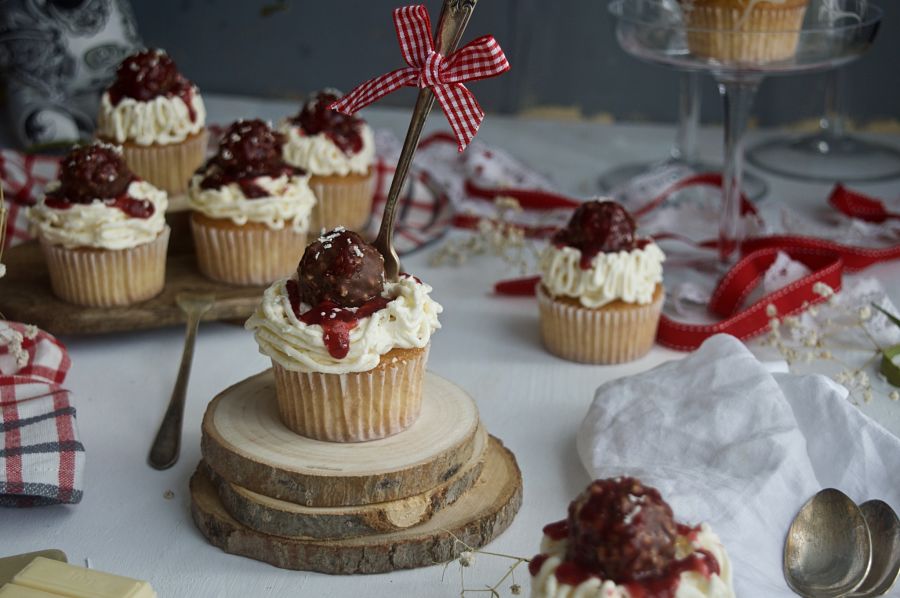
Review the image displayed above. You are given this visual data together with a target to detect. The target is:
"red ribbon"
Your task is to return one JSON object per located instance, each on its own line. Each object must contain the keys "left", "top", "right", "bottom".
{"left": 655, "top": 248, "right": 843, "bottom": 351}
{"left": 330, "top": 5, "right": 510, "bottom": 152}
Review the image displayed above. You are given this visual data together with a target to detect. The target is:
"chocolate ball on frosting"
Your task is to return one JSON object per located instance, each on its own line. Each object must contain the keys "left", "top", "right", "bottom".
{"left": 296, "top": 228, "right": 385, "bottom": 308}
{"left": 553, "top": 200, "right": 637, "bottom": 254}
{"left": 57, "top": 144, "right": 132, "bottom": 203}
{"left": 291, "top": 89, "right": 364, "bottom": 155}
{"left": 566, "top": 477, "right": 677, "bottom": 582}
{"left": 212, "top": 119, "right": 285, "bottom": 179}
{"left": 108, "top": 49, "right": 185, "bottom": 103}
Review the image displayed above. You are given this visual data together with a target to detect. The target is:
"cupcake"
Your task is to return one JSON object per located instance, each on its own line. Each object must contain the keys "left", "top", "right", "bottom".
{"left": 279, "top": 90, "right": 376, "bottom": 232}
{"left": 189, "top": 119, "right": 316, "bottom": 286}
{"left": 680, "top": 0, "right": 810, "bottom": 64}
{"left": 28, "top": 143, "right": 169, "bottom": 307}
{"left": 529, "top": 478, "right": 735, "bottom": 598}
{"left": 245, "top": 227, "right": 442, "bottom": 442}
{"left": 537, "top": 200, "right": 664, "bottom": 364}
{"left": 96, "top": 48, "right": 208, "bottom": 197}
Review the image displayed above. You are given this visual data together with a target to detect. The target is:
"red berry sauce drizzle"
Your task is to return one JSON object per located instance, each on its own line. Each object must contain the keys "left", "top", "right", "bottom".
{"left": 289, "top": 90, "right": 365, "bottom": 155}
{"left": 552, "top": 200, "right": 648, "bottom": 269}
{"left": 107, "top": 49, "right": 198, "bottom": 122}
{"left": 286, "top": 279, "right": 390, "bottom": 360}
{"left": 44, "top": 144, "right": 153, "bottom": 218}
{"left": 199, "top": 119, "right": 303, "bottom": 196}
{"left": 529, "top": 478, "right": 720, "bottom": 598}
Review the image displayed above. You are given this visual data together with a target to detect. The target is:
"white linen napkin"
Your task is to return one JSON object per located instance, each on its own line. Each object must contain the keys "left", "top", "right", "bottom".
{"left": 576, "top": 334, "right": 900, "bottom": 597}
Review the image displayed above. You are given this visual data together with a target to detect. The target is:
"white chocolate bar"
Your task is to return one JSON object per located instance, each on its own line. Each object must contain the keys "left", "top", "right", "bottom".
{"left": 9, "top": 558, "right": 156, "bottom": 598}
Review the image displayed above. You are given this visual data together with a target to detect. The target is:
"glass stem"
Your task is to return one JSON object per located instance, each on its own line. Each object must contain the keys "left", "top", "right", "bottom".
{"left": 717, "top": 79, "right": 759, "bottom": 262}
{"left": 820, "top": 69, "right": 846, "bottom": 142}
{"left": 672, "top": 72, "right": 701, "bottom": 163}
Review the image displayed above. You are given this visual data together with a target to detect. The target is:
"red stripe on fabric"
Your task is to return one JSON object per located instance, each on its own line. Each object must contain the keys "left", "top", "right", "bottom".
{"left": 1, "top": 385, "right": 23, "bottom": 491}
{"left": 52, "top": 390, "right": 75, "bottom": 503}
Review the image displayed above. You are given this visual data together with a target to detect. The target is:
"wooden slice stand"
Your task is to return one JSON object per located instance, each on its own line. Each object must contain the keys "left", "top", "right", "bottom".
{"left": 191, "top": 371, "right": 523, "bottom": 573}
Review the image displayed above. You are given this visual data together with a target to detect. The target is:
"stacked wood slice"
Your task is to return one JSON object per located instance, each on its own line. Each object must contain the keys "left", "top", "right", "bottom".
{"left": 190, "top": 370, "right": 523, "bottom": 574}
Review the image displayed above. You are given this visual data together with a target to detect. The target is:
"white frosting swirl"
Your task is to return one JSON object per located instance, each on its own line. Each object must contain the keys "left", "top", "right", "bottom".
{"left": 97, "top": 89, "right": 206, "bottom": 146}
{"left": 245, "top": 275, "right": 442, "bottom": 374}
{"left": 539, "top": 242, "right": 665, "bottom": 309}
{"left": 279, "top": 121, "right": 375, "bottom": 176}
{"left": 29, "top": 180, "right": 168, "bottom": 250}
{"left": 530, "top": 524, "right": 734, "bottom": 598}
{"left": 188, "top": 173, "right": 316, "bottom": 232}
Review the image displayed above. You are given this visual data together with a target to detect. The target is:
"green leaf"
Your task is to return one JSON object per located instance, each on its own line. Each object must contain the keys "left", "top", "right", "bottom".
{"left": 882, "top": 344, "right": 900, "bottom": 388}
{"left": 873, "top": 303, "right": 900, "bottom": 330}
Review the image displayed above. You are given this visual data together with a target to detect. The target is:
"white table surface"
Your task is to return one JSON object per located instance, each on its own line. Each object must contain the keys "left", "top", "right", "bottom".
{"left": 3, "top": 94, "right": 900, "bottom": 597}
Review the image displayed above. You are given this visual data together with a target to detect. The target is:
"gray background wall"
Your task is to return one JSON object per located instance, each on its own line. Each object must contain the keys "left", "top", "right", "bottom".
{"left": 131, "top": 1, "right": 899, "bottom": 127}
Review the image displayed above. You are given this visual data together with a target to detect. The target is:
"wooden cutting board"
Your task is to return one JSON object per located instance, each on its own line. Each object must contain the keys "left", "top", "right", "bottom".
{"left": 0, "top": 241, "right": 264, "bottom": 335}
{"left": 190, "top": 435, "right": 523, "bottom": 574}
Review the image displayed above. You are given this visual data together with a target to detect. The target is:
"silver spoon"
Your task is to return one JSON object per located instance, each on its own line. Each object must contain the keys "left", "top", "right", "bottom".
{"left": 784, "top": 488, "right": 872, "bottom": 597}
{"left": 148, "top": 292, "right": 214, "bottom": 470}
{"left": 848, "top": 500, "right": 900, "bottom": 597}
{"left": 373, "top": 0, "right": 478, "bottom": 280}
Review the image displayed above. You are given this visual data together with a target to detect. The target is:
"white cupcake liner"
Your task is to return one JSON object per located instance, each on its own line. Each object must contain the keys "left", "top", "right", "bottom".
{"left": 191, "top": 216, "right": 307, "bottom": 286}
{"left": 537, "top": 284, "right": 664, "bottom": 364}
{"left": 308, "top": 171, "right": 375, "bottom": 233}
{"left": 40, "top": 227, "right": 169, "bottom": 307}
{"left": 272, "top": 347, "right": 429, "bottom": 443}
{"left": 111, "top": 129, "right": 208, "bottom": 196}
{"left": 684, "top": 4, "right": 808, "bottom": 64}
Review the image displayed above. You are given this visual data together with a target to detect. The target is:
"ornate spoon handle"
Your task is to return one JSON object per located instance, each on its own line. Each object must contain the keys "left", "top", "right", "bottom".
{"left": 373, "top": 0, "right": 478, "bottom": 280}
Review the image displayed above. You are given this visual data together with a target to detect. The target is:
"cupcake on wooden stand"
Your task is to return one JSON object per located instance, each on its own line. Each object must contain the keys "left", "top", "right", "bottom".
{"left": 279, "top": 90, "right": 376, "bottom": 232}
{"left": 537, "top": 200, "right": 665, "bottom": 364}
{"left": 189, "top": 119, "right": 316, "bottom": 286}
{"left": 245, "top": 227, "right": 441, "bottom": 442}
{"left": 96, "top": 48, "right": 207, "bottom": 197}
{"left": 28, "top": 143, "right": 169, "bottom": 307}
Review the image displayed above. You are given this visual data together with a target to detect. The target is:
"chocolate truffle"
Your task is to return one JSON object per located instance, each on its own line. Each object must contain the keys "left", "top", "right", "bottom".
{"left": 566, "top": 477, "right": 677, "bottom": 582}
{"left": 290, "top": 90, "right": 364, "bottom": 155}
{"left": 199, "top": 120, "right": 295, "bottom": 193}
{"left": 55, "top": 144, "right": 133, "bottom": 203}
{"left": 553, "top": 200, "right": 637, "bottom": 257}
{"left": 107, "top": 49, "right": 189, "bottom": 104}
{"left": 296, "top": 228, "right": 385, "bottom": 308}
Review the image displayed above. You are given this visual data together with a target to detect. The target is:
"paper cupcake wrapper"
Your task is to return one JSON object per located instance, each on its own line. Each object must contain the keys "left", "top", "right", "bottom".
{"left": 40, "top": 227, "right": 169, "bottom": 307}
{"left": 537, "top": 285, "right": 664, "bottom": 364}
{"left": 308, "top": 172, "right": 375, "bottom": 233}
{"left": 272, "top": 346, "right": 429, "bottom": 443}
{"left": 191, "top": 217, "right": 307, "bottom": 286}
{"left": 683, "top": 4, "right": 808, "bottom": 64}
{"left": 113, "top": 130, "right": 209, "bottom": 196}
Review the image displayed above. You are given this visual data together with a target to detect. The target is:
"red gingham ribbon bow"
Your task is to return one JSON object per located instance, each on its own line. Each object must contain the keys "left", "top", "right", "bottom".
{"left": 330, "top": 4, "right": 510, "bottom": 152}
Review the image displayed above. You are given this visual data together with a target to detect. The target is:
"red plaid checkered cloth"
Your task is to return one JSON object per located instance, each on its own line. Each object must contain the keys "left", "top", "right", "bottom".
{"left": 0, "top": 321, "right": 84, "bottom": 507}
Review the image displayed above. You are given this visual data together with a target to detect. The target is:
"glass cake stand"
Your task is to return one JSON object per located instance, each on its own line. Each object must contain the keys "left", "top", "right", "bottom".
{"left": 748, "top": 69, "right": 900, "bottom": 183}
{"left": 597, "top": 72, "right": 769, "bottom": 201}
{"left": 609, "top": 0, "right": 882, "bottom": 262}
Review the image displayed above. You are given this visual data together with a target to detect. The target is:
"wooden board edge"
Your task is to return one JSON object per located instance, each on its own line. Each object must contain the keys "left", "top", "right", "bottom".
{"left": 200, "top": 372, "right": 481, "bottom": 508}
{"left": 207, "top": 427, "right": 489, "bottom": 540}
{"left": 189, "top": 435, "right": 524, "bottom": 574}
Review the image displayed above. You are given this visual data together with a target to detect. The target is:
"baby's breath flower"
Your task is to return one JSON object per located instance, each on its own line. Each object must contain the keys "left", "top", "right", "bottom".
{"left": 858, "top": 306, "right": 872, "bottom": 321}
{"left": 766, "top": 304, "right": 777, "bottom": 318}
{"left": 813, "top": 282, "right": 835, "bottom": 298}
{"left": 459, "top": 551, "right": 474, "bottom": 567}
{"left": 890, "top": 391, "right": 900, "bottom": 402}
{"left": 510, "top": 584, "right": 522, "bottom": 595}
